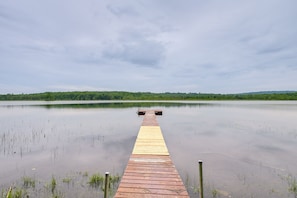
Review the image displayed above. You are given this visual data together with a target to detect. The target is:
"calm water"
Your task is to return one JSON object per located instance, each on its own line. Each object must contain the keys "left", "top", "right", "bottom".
{"left": 0, "top": 101, "right": 297, "bottom": 197}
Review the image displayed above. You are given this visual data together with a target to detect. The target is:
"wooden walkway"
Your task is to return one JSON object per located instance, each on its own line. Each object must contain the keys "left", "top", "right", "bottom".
{"left": 114, "top": 110, "right": 189, "bottom": 198}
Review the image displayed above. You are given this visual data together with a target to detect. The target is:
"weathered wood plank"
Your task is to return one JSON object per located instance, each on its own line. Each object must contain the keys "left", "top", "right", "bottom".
{"left": 114, "top": 110, "right": 189, "bottom": 197}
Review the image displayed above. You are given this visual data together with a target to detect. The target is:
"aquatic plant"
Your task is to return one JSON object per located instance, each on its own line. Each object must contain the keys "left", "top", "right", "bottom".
{"left": 2, "top": 171, "right": 121, "bottom": 197}
{"left": 211, "top": 188, "right": 218, "bottom": 198}
{"left": 109, "top": 174, "right": 120, "bottom": 185}
{"left": 51, "top": 176, "right": 57, "bottom": 194}
{"left": 52, "top": 192, "right": 63, "bottom": 198}
{"left": 82, "top": 171, "right": 88, "bottom": 177}
{"left": 12, "top": 188, "right": 23, "bottom": 198}
{"left": 287, "top": 175, "right": 297, "bottom": 198}
{"left": 88, "top": 173, "right": 104, "bottom": 188}
{"left": 4, "top": 187, "right": 25, "bottom": 198}
{"left": 22, "top": 176, "right": 35, "bottom": 188}
{"left": 62, "top": 177, "right": 71, "bottom": 184}
{"left": 107, "top": 174, "right": 121, "bottom": 192}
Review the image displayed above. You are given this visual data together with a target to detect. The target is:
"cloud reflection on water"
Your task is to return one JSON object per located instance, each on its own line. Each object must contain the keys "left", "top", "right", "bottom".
{"left": 1, "top": 101, "right": 297, "bottom": 198}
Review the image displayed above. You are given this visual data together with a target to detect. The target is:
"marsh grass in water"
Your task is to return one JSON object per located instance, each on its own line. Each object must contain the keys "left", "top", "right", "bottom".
{"left": 1, "top": 171, "right": 121, "bottom": 197}
{"left": 109, "top": 174, "right": 120, "bottom": 188}
{"left": 22, "top": 177, "right": 35, "bottom": 188}
{"left": 82, "top": 171, "right": 88, "bottom": 177}
{"left": 88, "top": 173, "right": 104, "bottom": 188}
{"left": 287, "top": 175, "right": 297, "bottom": 198}
{"left": 211, "top": 188, "right": 219, "bottom": 198}
{"left": 3, "top": 187, "right": 25, "bottom": 198}
{"left": 2, "top": 176, "right": 35, "bottom": 198}
{"left": 62, "top": 177, "right": 72, "bottom": 184}
{"left": 88, "top": 173, "right": 121, "bottom": 195}
{"left": 51, "top": 176, "right": 57, "bottom": 194}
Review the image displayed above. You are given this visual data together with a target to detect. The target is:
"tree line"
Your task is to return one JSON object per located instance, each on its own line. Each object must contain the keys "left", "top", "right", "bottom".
{"left": 0, "top": 91, "right": 297, "bottom": 101}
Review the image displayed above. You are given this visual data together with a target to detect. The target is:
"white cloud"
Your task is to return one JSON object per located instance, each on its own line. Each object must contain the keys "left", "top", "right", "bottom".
{"left": 0, "top": 0, "right": 296, "bottom": 94}
{"left": 102, "top": 35, "right": 165, "bottom": 67}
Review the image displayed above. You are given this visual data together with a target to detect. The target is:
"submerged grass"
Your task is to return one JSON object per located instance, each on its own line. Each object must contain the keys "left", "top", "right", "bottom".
{"left": 1, "top": 176, "right": 34, "bottom": 198}
{"left": 287, "top": 175, "right": 297, "bottom": 198}
{"left": 82, "top": 171, "right": 88, "bottom": 177}
{"left": 51, "top": 176, "right": 57, "bottom": 194}
{"left": 62, "top": 177, "right": 72, "bottom": 184}
{"left": 87, "top": 172, "right": 121, "bottom": 196}
{"left": 22, "top": 176, "right": 35, "bottom": 188}
{"left": 88, "top": 173, "right": 104, "bottom": 188}
{"left": 3, "top": 187, "right": 26, "bottom": 198}
{"left": 110, "top": 174, "right": 120, "bottom": 184}
{"left": 1, "top": 172, "right": 121, "bottom": 198}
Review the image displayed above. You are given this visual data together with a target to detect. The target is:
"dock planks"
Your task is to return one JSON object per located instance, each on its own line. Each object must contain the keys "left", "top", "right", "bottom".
{"left": 114, "top": 110, "right": 189, "bottom": 198}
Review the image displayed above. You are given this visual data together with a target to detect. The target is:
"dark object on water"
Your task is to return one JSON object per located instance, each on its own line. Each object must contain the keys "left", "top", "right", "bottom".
{"left": 137, "top": 109, "right": 162, "bottom": 115}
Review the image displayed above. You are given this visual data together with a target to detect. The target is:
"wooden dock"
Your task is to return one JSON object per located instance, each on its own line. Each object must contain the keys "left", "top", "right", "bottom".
{"left": 114, "top": 110, "right": 189, "bottom": 198}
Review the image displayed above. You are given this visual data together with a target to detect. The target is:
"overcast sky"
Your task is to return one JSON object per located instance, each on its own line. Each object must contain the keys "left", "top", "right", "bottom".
{"left": 1, "top": 0, "right": 296, "bottom": 94}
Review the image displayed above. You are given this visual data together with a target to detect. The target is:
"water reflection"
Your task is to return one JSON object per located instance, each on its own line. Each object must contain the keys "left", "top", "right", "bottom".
{"left": 1, "top": 101, "right": 297, "bottom": 198}
{"left": 0, "top": 100, "right": 217, "bottom": 109}
{"left": 159, "top": 104, "right": 297, "bottom": 198}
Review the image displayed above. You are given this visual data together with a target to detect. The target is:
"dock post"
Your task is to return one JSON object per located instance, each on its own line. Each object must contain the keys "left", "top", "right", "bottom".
{"left": 104, "top": 172, "right": 110, "bottom": 198}
{"left": 199, "top": 160, "right": 204, "bottom": 198}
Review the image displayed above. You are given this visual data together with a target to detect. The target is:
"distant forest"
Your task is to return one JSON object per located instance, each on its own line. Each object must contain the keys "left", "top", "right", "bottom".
{"left": 0, "top": 91, "right": 297, "bottom": 101}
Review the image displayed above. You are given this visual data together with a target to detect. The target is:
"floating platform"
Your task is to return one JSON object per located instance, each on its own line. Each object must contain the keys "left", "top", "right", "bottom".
{"left": 114, "top": 110, "right": 189, "bottom": 198}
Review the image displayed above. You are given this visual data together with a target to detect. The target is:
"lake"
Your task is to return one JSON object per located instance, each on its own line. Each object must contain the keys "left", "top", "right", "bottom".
{"left": 0, "top": 101, "right": 297, "bottom": 197}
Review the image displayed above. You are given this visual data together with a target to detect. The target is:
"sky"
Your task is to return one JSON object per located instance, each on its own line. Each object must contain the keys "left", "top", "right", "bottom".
{"left": 1, "top": 0, "right": 297, "bottom": 94}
